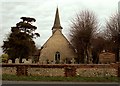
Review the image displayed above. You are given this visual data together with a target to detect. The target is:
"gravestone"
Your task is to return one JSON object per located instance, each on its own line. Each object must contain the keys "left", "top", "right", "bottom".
{"left": 8, "top": 60, "right": 12, "bottom": 63}
{"left": 15, "top": 58, "right": 19, "bottom": 64}
{"left": 22, "top": 58, "right": 26, "bottom": 63}
{"left": 99, "top": 52, "right": 115, "bottom": 64}
{"left": 71, "top": 58, "right": 75, "bottom": 64}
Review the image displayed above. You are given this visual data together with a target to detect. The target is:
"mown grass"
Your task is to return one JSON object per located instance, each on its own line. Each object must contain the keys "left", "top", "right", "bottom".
{"left": 2, "top": 74, "right": 120, "bottom": 82}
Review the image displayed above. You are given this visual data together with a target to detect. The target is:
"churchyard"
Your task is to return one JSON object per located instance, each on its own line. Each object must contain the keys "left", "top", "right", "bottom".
{"left": 1, "top": 52, "right": 120, "bottom": 80}
{"left": 1, "top": 1, "right": 120, "bottom": 82}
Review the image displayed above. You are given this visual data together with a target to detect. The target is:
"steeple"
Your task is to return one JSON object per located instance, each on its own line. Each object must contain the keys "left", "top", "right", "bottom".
{"left": 52, "top": 7, "right": 62, "bottom": 32}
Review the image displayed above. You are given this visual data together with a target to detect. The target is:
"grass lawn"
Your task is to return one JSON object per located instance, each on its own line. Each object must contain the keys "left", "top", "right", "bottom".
{"left": 2, "top": 74, "right": 120, "bottom": 82}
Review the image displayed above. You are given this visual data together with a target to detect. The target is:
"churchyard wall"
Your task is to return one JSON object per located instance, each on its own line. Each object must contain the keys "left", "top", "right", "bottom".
{"left": 2, "top": 63, "right": 120, "bottom": 77}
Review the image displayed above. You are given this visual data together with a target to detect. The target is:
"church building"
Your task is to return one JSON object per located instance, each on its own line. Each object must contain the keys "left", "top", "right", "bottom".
{"left": 39, "top": 8, "right": 77, "bottom": 64}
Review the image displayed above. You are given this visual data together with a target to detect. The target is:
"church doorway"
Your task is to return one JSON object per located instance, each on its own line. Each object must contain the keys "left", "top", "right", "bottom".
{"left": 55, "top": 51, "right": 60, "bottom": 64}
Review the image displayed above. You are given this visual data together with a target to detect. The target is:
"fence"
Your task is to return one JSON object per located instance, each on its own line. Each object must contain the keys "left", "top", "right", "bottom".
{"left": 1, "top": 63, "right": 120, "bottom": 77}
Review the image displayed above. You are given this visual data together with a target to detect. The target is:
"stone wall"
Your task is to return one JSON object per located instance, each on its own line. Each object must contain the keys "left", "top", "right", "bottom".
{"left": 76, "top": 68, "right": 117, "bottom": 77}
{"left": 2, "top": 63, "right": 120, "bottom": 77}
{"left": 28, "top": 68, "right": 64, "bottom": 76}
{"left": 2, "top": 67, "right": 16, "bottom": 75}
{"left": 2, "top": 67, "right": 117, "bottom": 77}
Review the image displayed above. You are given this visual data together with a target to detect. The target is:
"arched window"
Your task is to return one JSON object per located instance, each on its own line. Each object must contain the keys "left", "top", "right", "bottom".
{"left": 55, "top": 51, "right": 60, "bottom": 64}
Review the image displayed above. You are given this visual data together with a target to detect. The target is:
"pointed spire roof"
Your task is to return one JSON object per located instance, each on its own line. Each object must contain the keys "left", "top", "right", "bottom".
{"left": 52, "top": 7, "right": 62, "bottom": 30}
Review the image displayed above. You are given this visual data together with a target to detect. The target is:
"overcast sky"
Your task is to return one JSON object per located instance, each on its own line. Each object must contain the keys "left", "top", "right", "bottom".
{"left": 0, "top": 0, "right": 120, "bottom": 55}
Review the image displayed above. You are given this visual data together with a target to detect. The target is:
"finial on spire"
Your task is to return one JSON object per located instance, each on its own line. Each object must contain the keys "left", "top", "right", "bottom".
{"left": 52, "top": 7, "right": 62, "bottom": 30}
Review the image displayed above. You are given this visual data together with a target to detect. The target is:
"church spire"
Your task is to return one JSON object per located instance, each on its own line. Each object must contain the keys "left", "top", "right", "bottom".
{"left": 52, "top": 7, "right": 62, "bottom": 30}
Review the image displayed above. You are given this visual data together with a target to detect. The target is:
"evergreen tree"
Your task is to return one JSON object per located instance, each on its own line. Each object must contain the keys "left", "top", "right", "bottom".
{"left": 2, "top": 17, "right": 40, "bottom": 63}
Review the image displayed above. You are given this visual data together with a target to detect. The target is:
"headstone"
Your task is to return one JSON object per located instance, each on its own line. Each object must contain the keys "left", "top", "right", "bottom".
{"left": 24, "top": 59, "right": 32, "bottom": 64}
{"left": 71, "top": 58, "right": 75, "bottom": 64}
{"left": 99, "top": 52, "right": 115, "bottom": 64}
{"left": 15, "top": 58, "right": 19, "bottom": 64}
{"left": 24, "top": 60, "right": 29, "bottom": 64}
{"left": 22, "top": 59, "right": 26, "bottom": 63}
{"left": 8, "top": 60, "right": 12, "bottom": 63}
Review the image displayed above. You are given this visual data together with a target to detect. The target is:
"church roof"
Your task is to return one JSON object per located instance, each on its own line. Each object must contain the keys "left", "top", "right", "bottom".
{"left": 52, "top": 7, "right": 62, "bottom": 30}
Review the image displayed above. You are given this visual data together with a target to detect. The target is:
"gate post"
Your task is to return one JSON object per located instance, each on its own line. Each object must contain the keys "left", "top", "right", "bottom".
{"left": 64, "top": 66, "right": 76, "bottom": 77}
{"left": 16, "top": 65, "right": 28, "bottom": 76}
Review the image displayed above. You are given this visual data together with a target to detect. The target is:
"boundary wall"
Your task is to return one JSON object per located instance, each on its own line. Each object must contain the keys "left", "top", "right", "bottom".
{"left": 1, "top": 63, "right": 120, "bottom": 77}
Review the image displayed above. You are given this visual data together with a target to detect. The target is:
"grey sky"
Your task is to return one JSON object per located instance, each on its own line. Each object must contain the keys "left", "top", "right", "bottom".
{"left": 0, "top": 0, "right": 119, "bottom": 55}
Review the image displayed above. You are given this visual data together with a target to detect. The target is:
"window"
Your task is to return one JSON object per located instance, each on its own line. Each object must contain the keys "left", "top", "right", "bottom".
{"left": 55, "top": 51, "right": 60, "bottom": 64}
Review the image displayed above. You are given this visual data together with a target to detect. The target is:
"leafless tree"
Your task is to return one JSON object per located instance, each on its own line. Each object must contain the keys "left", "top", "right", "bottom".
{"left": 69, "top": 10, "right": 99, "bottom": 64}
{"left": 105, "top": 12, "right": 120, "bottom": 62}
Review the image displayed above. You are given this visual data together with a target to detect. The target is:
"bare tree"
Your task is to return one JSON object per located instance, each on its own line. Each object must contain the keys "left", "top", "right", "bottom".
{"left": 91, "top": 37, "right": 106, "bottom": 63}
{"left": 69, "top": 10, "right": 99, "bottom": 64}
{"left": 105, "top": 13, "right": 120, "bottom": 62}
